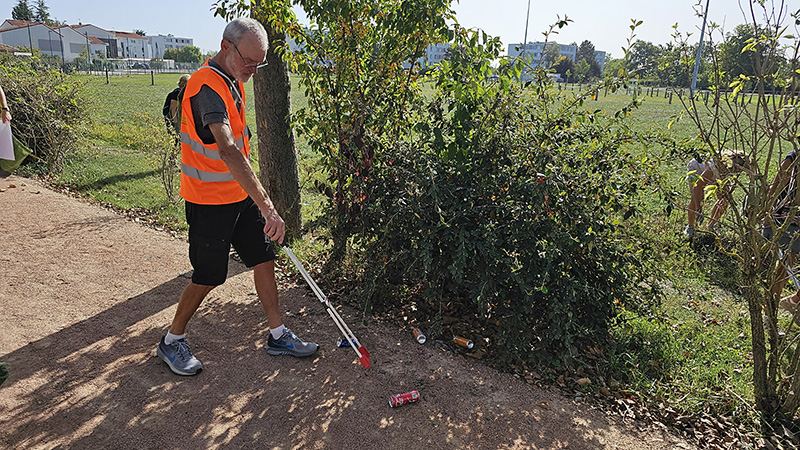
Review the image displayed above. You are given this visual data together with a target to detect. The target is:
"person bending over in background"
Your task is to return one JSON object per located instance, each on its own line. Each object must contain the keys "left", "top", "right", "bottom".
{"left": 763, "top": 148, "right": 800, "bottom": 315}
{"left": 162, "top": 74, "right": 190, "bottom": 136}
{"left": 685, "top": 150, "right": 749, "bottom": 238}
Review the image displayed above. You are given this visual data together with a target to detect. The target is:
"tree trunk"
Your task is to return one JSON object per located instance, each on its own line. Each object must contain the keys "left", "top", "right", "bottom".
{"left": 252, "top": 22, "right": 302, "bottom": 241}
{"left": 748, "top": 287, "right": 772, "bottom": 412}
{"left": 745, "top": 265, "right": 780, "bottom": 417}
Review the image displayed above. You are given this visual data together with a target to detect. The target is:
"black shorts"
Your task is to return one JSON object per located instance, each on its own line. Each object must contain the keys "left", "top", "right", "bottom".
{"left": 186, "top": 197, "right": 276, "bottom": 286}
{"left": 763, "top": 223, "right": 800, "bottom": 255}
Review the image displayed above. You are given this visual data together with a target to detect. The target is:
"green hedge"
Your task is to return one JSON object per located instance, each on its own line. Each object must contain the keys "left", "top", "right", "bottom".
{"left": 0, "top": 54, "right": 88, "bottom": 174}
{"left": 303, "top": 26, "right": 666, "bottom": 364}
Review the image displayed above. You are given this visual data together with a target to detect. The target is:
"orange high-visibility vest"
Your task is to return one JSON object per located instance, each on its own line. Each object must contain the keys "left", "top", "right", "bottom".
{"left": 179, "top": 63, "right": 251, "bottom": 205}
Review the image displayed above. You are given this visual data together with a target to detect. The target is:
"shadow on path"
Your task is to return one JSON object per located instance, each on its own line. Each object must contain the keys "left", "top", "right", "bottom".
{"left": 69, "top": 169, "right": 160, "bottom": 192}
{"left": 0, "top": 273, "right": 648, "bottom": 450}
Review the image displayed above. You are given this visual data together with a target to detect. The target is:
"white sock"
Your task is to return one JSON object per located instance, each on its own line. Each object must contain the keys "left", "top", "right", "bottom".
{"left": 165, "top": 331, "right": 185, "bottom": 345}
{"left": 270, "top": 325, "right": 287, "bottom": 339}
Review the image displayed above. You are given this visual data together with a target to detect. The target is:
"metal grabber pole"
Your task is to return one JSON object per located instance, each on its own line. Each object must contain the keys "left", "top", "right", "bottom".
{"left": 282, "top": 245, "right": 371, "bottom": 368}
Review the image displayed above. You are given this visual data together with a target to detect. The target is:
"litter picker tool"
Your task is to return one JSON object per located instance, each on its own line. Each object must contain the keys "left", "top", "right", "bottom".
{"left": 282, "top": 245, "right": 371, "bottom": 368}
{"left": 783, "top": 249, "right": 800, "bottom": 288}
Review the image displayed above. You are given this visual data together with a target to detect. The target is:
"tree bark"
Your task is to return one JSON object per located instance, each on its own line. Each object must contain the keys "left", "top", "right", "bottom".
{"left": 746, "top": 269, "right": 779, "bottom": 417}
{"left": 252, "top": 23, "right": 302, "bottom": 241}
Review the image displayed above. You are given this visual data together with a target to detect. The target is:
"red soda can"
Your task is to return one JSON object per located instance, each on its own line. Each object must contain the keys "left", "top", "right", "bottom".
{"left": 389, "top": 390, "right": 420, "bottom": 407}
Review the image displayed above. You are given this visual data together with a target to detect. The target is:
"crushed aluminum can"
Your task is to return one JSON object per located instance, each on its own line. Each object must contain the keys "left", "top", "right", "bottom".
{"left": 412, "top": 328, "right": 426, "bottom": 344}
{"left": 389, "top": 390, "right": 420, "bottom": 407}
{"left": 336, "top": 338, "right": 357, "bottom": 347}
{"left": 453, "top": 336, "right": 474, "bottom": 349}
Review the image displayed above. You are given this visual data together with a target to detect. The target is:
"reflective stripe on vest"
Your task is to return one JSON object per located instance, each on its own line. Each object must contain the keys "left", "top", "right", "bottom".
{"left": 180, "top": 125, "right": 251, "bottom": 162}
{"left": 181, "top": 164, "right": 235, "bottom": 182}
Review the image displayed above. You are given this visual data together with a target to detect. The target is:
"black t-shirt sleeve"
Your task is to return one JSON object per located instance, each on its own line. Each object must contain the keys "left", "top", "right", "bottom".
{"left": 189, "top": 85, "right": 229, "bottom": 145}
{"left": 163, "top": 88, "right": 180, "bottom": 117}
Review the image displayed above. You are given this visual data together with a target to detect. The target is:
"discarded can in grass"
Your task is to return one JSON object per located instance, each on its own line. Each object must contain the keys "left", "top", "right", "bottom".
{"left": 412, "top": 328, "right": 426, "bottom": 344}
{"left": 389, "top": 390, "right": 420, "bottom": 407}
{"left": 336, "top": 338, "right": 357, "bottom": 347}
{"left": 453, "top": 336, "right": 474, "bottom": 349}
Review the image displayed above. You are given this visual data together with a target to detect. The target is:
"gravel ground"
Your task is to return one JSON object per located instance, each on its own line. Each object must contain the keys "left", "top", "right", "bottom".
{"left": 0, "top": 174, "right": 697, "bottom": 449}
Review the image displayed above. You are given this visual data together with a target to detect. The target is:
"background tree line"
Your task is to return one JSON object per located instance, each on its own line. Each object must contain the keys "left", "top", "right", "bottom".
{"left": 550, "top": 39, "right": 603, "bottom": 83}
{"left": 11, "top": 0, "right": 64, "bottom": 27}
{"left": 603, "top": 22, "right": 787, "bottom": 89}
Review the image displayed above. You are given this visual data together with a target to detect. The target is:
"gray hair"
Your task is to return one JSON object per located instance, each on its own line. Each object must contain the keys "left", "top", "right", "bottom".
{"left": 223, "top": 17, "right": 269, "bottom": 47}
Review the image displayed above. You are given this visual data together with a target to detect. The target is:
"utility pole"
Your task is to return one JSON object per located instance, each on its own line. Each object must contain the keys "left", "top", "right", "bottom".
{"left": 85, "top": 32, "right": 91, "bottom": 73}
{"left": 520, "top": 0, "right": 531, "bottom": 82}
{"left": 523, "top": 0, "right": 531, "bottom": 48}
{"left": 691, "top": 0, "right": 711, "bottom": 96}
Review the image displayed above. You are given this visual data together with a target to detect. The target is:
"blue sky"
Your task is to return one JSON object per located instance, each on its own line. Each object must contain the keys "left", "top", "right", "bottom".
{"left": 4, "top": 0, "right": 769, "bottom": 58}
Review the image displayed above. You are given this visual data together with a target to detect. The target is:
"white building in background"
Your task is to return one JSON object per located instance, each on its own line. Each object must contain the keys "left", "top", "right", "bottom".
{"left": 113, "top": 31, "right": 150, "bottom": 59}
{"left": 593, "top": 50, "right": 606, "bottom": 72}
{"left": 56, "top": 25, "right": 106, "bottom": 59}
{"left": 0, "top": 20, "right": 60, "bottom": 53}
{"left": 418, "top": 43, "right": 449, "bottom": 68}
{"left": 507, "top": 41, "right": 606, "bottom": 75}
{"left": 147, "top": 34, "right": 194, "bottom": 59}
{"left": 0, "top": 19, "right": 106, "bottom": 62}
{"left": 0, "top": 18, "right": 197, "bottom": 63}
{"left": 398, "top": 43, "right": 450, "bottom": 70}
{"left": 71, "top": 24, "right": 116, "bottom": 56}
{"left": 507, "top": 41, "right": 576, "bottom": 67}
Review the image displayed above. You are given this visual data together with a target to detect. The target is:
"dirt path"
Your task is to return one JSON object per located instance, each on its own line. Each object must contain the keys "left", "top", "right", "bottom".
{"left": 0, "top": 174, "right": 697, "bottom": 450}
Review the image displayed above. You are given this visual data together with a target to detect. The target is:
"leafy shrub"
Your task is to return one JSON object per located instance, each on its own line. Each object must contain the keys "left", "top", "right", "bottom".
{"left": 0, "top": 54, "right": 88, "bottom": 174}
{"left": 288, "top": 0, "right": 454, "bottom": 259}
{"left": 359, "top": 37, "right": 663, "bottom": 363}
{"left": 297, "top": 19, "right": 665, "bottom": 363}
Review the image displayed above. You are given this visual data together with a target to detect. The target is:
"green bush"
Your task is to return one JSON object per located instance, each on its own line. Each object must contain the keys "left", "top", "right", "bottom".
{"left": 0, "top": 54, "right": 88, "bottom": 173}
{"left": 302, "top": 24, "right": 666, "bottom": 364}
{"left": 376, "top": 69, "right": 659, "bottom": 362}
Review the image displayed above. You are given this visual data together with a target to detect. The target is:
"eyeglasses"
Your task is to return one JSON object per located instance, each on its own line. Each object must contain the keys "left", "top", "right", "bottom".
{"left": 232, "top": 41, "right": 268, "bottom": 69}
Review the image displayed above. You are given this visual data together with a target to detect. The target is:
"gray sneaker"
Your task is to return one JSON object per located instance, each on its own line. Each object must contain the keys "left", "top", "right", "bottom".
{"left": 267, "top": 328, "right": 319, "bottom": 357}
{"left": 762, "top": 315, "right": 786, "bottom": 338}
{"left": 780, "top": 294, "right": 800, "bottom": 314}
{"left": 157, "top": 336, "right": 203, "bottom": 376}
{"left": 684, "top": 225, "right": 695, "bottom": 238}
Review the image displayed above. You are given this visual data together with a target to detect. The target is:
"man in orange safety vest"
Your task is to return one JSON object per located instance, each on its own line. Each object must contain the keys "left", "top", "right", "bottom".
{"left": 156, "top": 17, "right": 318, "bottom": 376}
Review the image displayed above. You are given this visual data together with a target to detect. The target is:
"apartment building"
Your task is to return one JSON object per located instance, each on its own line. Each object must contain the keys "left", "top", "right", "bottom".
{"left": 508, "top": 41, "right": 606, "bottom": 74}
{"left": 0, "top": 19, "right": 192, "bottom": 63}
{"left": 0, "top": 20, "right": 104, "bottom": 62}
{"left": 148, "top": 34, "right": 194, "bottom": 59}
